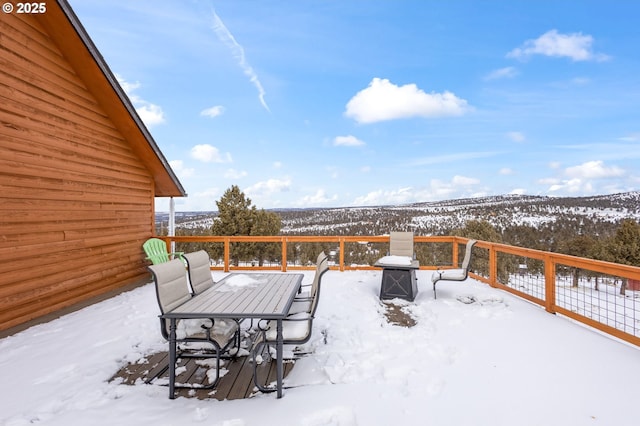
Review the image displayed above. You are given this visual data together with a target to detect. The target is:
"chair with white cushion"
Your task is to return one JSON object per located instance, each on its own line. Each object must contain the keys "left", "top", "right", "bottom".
{"left": 289, "top": 251, "right": 329, "bottom": 315}
{"left": 431, "top": 240, "right": 477, "bottom": 299}
{"left": 251, "top": 255, "right": 329, "bottom": 392}
{"left": 147, "top": 258, "right": 239, "bottom": 390}
{"left": 183, "top": 250, "right": 244, "bottom": 346}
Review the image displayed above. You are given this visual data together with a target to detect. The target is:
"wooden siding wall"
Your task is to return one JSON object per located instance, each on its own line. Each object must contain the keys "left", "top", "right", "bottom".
{"left": 0, "top": 14, "right": 154, "bottom": 331}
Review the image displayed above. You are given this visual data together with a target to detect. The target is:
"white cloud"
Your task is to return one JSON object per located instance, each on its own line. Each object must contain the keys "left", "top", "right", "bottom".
{"left": 352, "top": 175, "right": 480, "bottom": 206}
{"left": 190, "top": 144, "right": 232, "bottom": 163}
{"left": 548, "top": 161, "right": 562, "bottom": 170}
{"left": 549, "top": 178, "right": 592, "bottom": 193}
{"left": 326, "top": 166, "right": 339, "bottom": 179}
{"left": 273, "top": 161, "right": 283, "bottom": 169}
{"left": 200, "top": 106, "right": 225, "bottom": 118}
{"left": 507, "top": 131, "right": 526, "bottom": 143}
{"left": 333, "top": 135, "right": 365, "bottom": 147}
{"left": 538, "top": 177, "right": 560, "bottom": 185}
{"left": 245, "top": 178, "right": 292, "bottom": 197}
{"left": 509, "top": 188, "right": 526, "bottom": 195}
{"left": 485, "top": 66, "right": 518, "bottom": 80}
{"left": 452, "top": 175, "right": 480, "bottom": 186}
{"left": 571, "top": 77, "right": 591, "bottom": 86}
{"left": 344, "top": 78, "right": 470, "bottom": 124}
{"left": 544, "top": 161, "right": 625, "bottom": 194}
{"left": 360, "top": 166, "right": 371, "bottom": 173}
{"left": 136, "top": 104, "right": 165, "bottom": 127}
{"left": 190, "top": 187, "right": 222, "bottom": 210}
{"left": 295, "top": 189, "right": 338, "bottom": 207}
{"left": 169, "top": 160, "right": 195, "bottom": 179}
{"left": 352, "top": 187, "right": 414, "bottom": 206}
{"left": 565, "top": 160, "right": 624, "bottom": 179}
{"left": 116, "top": 74, "right": 165, "bottom": 127}
{"left": 117, "top": 76, "right": 140, "bottom": 94}
{"left": 499, "top": 168, "right": 515, "bottom": 175}
{"left": 619, "top": 133, "right": 640, "bottom": 142}
{"left": 507, "top": 29, "right": 609, "bottom": 62}
{"left": 212, "top": 11, "right": 270, "bottom": 112}
{"left": 409, "top": 151, "right": 500, "bottom": 167}
{"left": 224, "top": 168, "right": 247, "bottom": 179}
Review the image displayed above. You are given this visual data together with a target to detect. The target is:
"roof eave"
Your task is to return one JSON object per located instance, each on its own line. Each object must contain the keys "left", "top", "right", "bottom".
{"left": 37, "top": 0, "right": 187, "bottom": 198}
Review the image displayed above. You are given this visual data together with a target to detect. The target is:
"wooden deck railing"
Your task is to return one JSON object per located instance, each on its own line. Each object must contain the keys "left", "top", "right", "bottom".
{"left": 159, "top": 235, "right": 640, "bottom": 347}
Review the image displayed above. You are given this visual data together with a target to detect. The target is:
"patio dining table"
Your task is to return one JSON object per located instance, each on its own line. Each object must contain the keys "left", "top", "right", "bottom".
{"left": 160, "top": 272, "right": 303, "bottom": 398}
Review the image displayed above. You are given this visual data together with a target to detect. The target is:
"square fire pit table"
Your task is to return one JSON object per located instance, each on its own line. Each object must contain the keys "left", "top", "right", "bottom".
{"left": 375, "top": 255, "right": 420, "bottom": 301}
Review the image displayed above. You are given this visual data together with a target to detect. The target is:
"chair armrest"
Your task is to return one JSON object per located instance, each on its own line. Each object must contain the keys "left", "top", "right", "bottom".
{"left": 297, "top": 283, "right": 312, "bottom": 294}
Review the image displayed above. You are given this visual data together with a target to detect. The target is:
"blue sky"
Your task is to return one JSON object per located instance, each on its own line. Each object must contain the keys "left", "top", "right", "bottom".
{"left": 70, "top": 0, "right": 640, "bottom": 211}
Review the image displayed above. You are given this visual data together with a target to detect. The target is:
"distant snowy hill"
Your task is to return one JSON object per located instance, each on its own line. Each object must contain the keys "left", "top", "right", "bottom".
{"left": 277, "top": 192, "right": 640, "bottom": 236}
{"left": 159, "top": 191, "right": 640, "bottom": 237}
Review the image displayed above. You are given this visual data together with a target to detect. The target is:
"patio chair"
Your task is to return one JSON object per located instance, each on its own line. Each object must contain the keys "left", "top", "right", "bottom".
{"left": 183, "top": 250, "right": 216, "bottom": 295}
{"left": 143, "top": 237, "right": 184, "bottom": 265}
{"left": 389, "top": 231, "right": 416, "bottom": 259}
{"left": 147, "top": 258, "right": 239, "bottom": 389}
{"left": 289, "top": 253, "right": 330, "bottom": 315}
{"left": 183, "top": 250, "right": 244, "bottom": 346}
{"left": 431, "top": 239, "right": 477, "bottom": 299}
{"left": 251, "top": 257, "right": 329, "bottom": 392}
{"left": 293, "top": 251, "right": 328, "bottom": 295}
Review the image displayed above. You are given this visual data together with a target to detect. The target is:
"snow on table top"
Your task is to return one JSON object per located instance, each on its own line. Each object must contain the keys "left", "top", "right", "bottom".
{"left": 216, "top": 274, "right": 266, "bottom": 292}
{"left": 376, "top": 255, "right": 413, "bottom": 266}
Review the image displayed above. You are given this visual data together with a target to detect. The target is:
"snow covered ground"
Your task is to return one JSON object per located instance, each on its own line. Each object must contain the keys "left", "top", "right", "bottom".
{"left": 2, "top": 270, "right": 639, "bottom": 426}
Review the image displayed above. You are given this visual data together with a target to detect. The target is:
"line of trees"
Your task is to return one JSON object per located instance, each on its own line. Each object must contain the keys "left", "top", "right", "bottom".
{"left": 163, "top": 186, "right": 640, "bottom": 273}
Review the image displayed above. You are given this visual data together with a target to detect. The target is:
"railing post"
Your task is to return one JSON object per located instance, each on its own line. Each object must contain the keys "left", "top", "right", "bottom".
{"left": 339, "top": 238, "right": 345, "bottom": 272}
{"left": 489, "top": 243, "right": 497, "bottom": 287}
{"left": 281, "top": 237, "right": 287, "bottom": 272}
{"left": 224, "top": 237, "right": 230, "bottom": 273}
{"left": 544, "top": 255, "right": 556, "bottom": 314}
{"left": 452, "top": 240, "right": 459, "bottom": 267}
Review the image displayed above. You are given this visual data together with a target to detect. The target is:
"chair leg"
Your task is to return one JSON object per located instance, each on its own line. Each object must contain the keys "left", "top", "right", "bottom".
{"left": 150, "top": 350, "right": 223, "bottom": 390}
{"left": 252, "top": 338, "right": 277, "bottom": 393}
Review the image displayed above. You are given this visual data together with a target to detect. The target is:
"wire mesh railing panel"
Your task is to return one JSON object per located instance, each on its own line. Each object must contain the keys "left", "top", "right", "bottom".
{"left": 415, "top": 242, "right": 453, "bottom": 268}
{"left": 174, "top": 241, "right": 225, "bottom": 265}
{"left": 285, "top": 242, "right": 337, "bottom": 267}
{"left": 496, "top": 253, "right": 546, "bottom": 301}
{"left": 554, "top": 265, "right": 640, "bottom": 337}
{"left": 470, "top": 244, "right": 490, "bottom": 280}
{"left": 341, "top": 241, "right": 387, "bottom": 266}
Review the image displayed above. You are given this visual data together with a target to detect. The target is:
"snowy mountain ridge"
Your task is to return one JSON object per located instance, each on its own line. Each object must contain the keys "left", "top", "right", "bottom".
{"left": 160, "top": 191, "right": 640, "bottom": 237}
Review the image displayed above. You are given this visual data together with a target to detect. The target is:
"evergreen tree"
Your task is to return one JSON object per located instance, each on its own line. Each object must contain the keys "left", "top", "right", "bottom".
{"left": 557, "top": 235, "right": 598, "bottom": 287}
{"left": 212, "top": 185, "right": 255, "bottom": 237}
{"left": 606, "top": 219, "right": 640, "bottom": 295}
{"left": 211, "top": 185, "right": 282, "bottom": 266}
{"left": 607, "top": 219, "right": 640, "bottom": 266}
{"left": 452, "top": 219, "right": 502, "bottom": 242}
{"left": 250, "top": 208, "right": 282, "bottom": 266}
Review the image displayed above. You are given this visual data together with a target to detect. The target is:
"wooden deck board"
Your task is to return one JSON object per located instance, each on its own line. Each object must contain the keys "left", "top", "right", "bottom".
{"left": 110, "top": 347, "right": 296, "bottom": 400}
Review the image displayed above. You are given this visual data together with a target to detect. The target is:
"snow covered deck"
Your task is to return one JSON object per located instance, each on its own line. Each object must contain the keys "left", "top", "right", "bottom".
{"left": 2, "top": 270, "right": 640, "bottom": 425}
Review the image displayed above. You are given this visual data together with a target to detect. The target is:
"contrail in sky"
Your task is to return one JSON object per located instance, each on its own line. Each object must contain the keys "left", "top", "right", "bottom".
{"left": 212, "top": 10, "right": 270, "bottom": 112}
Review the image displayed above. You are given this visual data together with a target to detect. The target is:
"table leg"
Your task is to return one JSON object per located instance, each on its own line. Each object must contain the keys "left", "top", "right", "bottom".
{"left": 276, "top": 318, "right": 283, "bottom": 398}
{"left": 168, "top": 318, "right": 177, "bottom": 399}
